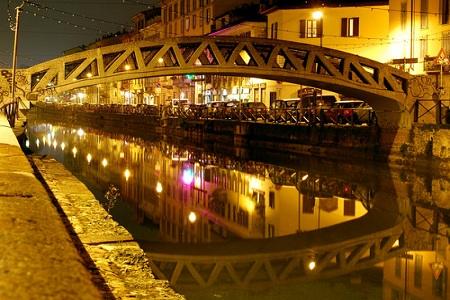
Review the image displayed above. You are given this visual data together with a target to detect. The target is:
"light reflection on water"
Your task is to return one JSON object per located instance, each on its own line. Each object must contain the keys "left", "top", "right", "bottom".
{"left": 27, "top": 122, "right": 372, "bottom": 242}
{"left": 25, "top": 117, "right": 450, "bottom": 300}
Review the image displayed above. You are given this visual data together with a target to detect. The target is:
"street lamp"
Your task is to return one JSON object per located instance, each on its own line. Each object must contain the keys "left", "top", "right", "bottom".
{"left": 312, "top": 10, "right": 323, "bottom": 47}
{"left": 10, "top": 1, "right": 25, "bottom": 117}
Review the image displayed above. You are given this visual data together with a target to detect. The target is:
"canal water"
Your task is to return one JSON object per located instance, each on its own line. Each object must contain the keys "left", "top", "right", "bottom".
{"left": 24, "top": 112, "right": 450, "bottom": 300}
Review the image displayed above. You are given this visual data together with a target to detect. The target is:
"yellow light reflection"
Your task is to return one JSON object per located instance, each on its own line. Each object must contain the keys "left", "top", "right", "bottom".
{"left": 194, "top": 175, "right": 201, "bottom": 189}
{"left": 60, "top": 142, "right": 66, "bottom": 151}
{"left": 36, "top": 138, "right": 40, "bottom": 147}
{"left": 156, "top": 181, "right": 163, "bottom": 193}
{"left": 119, "top": 152, "right": 125, "bottom": 159}
{"left": 72, "top": 147, "right": 77, "bottom": 158}
{"left": 124, "top": 169, "right": 131, "bottom": 181}
{"left": 245, "top": 199, "right": 255, "bottom": 213}
{"left": 101, "top": 158, "right": 108, "bottom": 167}
{"left": 188, "top": 211, "right": 197, "bottom": 223}
{"left": 86, "top": 153, "right": 92, "bottom": 164}
{"left": 308, "top": 260, "right": 316, "bottom": 271}
{"left": 52, "top": 140, "right": 58, "bottom": 149}
{"left": 77, "top": 128, "right": 85, "bottom": 137}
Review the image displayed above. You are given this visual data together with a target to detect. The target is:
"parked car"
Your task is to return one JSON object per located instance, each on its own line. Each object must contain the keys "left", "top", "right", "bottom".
{"left": 325, "top": 100, "right": 376, "bottom": 125}
{"left": 298, "top": 95, "right": 337, "bottom": 109}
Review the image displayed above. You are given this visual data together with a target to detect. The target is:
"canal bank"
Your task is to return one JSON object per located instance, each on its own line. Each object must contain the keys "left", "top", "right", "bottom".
{"left": 0, "top": 114, "right": 102, "bottom": 299}
{"left": 33, "top": 103, "right": 450, "bottom": 172}
{"left": 0, "top": 114, "right": 183, "bottom": 299}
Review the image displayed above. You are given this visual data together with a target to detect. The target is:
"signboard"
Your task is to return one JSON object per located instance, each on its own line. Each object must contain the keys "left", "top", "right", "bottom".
{"left": 430, "top": 261, "right": 445, "bottom": 280}
{"left": 435, "top": 48, "right": 449, "bottom": 65}
{"left": 391, "top": 58, "right": 418, "bottom": 64}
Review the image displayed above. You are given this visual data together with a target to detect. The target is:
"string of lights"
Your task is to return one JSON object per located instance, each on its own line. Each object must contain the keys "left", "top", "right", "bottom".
{"left": 22, "top": 8, "right": 106, "bottom": 33}
{"left": 122, "top": 0, "right": 160, "bottom": 8}
{"left": 24, "top": 0, "right": 134, "bottom": 30}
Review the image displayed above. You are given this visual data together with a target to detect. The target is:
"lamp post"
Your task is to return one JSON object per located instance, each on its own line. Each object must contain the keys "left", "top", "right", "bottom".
{"left": 312, "top": 10, "right": 323, "bottom": 47}
{"left": 11, "top": 1, "right": 25, "bottom": 116}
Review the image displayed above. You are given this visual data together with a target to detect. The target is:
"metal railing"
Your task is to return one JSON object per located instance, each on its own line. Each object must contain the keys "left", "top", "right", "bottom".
{"left": 1, "top": 100, "right": 19, "bottom": 127}
{"left": 413, "top": 99, "right": 450, "bottom": 125}
{"left": 36, "top": 102, "right": 381, "bottom": 127}
{"left": 163, "top": 104, "right": 378, "bottom": 127}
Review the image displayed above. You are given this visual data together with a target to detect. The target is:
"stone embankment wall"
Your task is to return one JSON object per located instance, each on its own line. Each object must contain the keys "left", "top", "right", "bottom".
{"left": 34, "top": 105, "right": 450, "bottom": 170}
{"left": 383, "top": 125, "right": 450, "bottom": 172}
{"left": 32, "top": 157, "right": 184, "bottom": 300}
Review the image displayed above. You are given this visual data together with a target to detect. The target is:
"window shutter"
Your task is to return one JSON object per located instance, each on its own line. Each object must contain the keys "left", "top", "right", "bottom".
{"left": 317, "top": 19, "right": 323, "bottom": 38}
{"left": 300, "top": 19, "right": 306, "bottom": 38}
{"left": 341, "top": 18, "right": 347, "bottom": 37}
{"left": 353, "top": 18, "right": 360, "bottom": 37}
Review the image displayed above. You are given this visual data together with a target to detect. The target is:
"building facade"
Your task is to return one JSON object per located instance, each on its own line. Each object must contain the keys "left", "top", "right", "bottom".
{"left": 160, "top": 0, "right": 259, "bottom": 38}
{"left": 259, "top": 1, "right": 391, "bottom": 104}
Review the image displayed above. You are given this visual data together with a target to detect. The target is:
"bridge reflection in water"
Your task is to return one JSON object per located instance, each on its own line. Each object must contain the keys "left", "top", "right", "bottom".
{"left": 27, "top": 115, "right": 450, "bottom": 298}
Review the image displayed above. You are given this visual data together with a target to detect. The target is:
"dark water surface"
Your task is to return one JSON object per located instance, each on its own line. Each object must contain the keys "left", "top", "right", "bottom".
{"left": 25, "top": 112, "right": 450, "bottom": 300}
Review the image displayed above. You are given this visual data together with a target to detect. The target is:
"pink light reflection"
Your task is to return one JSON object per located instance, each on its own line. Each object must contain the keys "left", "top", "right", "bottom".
{"left": 182, "top": 168, "right": 194, "bottom": 185}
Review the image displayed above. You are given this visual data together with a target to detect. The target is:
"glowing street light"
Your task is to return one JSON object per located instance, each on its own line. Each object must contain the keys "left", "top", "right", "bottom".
{"left": 312, "top": 10, "right": 323, "bottom": 47}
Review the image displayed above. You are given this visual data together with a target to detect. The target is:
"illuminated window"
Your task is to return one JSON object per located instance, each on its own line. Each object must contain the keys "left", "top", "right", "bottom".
{"left": 341, "top": 17, "right": 359, "bottom": 37}
{"left": 300, "top": 19, "right": 322, "bottom": 38}
{"left": 185, "top": 17, "right": 190, "bottom": 31}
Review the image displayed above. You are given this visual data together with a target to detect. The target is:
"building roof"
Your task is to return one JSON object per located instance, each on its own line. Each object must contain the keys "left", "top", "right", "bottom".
{"left": 260, "top": 0, "right": 389, "bottom": 14}
{"left": 132, "top": 7, "right": 161, "bottom": 21}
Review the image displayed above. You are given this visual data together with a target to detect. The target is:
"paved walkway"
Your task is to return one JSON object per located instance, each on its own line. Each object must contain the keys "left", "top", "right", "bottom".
{"left": 0, "top": 114, "right": 103, "bottom": 299}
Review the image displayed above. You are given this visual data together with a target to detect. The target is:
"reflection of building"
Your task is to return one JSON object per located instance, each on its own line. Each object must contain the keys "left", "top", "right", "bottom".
{"left": 383, "top": 205, "right": 450, "bottom": 299}
{"left": 28, "top": 123, "right": 371, "bottom": 244}
{"left": 384, "top": 249, "right": 448, "bottom": 300}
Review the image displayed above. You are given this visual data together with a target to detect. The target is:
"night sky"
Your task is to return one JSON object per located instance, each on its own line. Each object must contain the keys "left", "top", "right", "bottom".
{"left": 0, "top": 0, "right": 159, "bottom": 68}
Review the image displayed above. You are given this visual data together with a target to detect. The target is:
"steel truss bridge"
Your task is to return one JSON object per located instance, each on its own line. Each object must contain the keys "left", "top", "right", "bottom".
{"left": 24, "top": 36, "right": 433, "bottom": 128}
{"left": 145, "top": 210, "right": 405, "bottom": 288}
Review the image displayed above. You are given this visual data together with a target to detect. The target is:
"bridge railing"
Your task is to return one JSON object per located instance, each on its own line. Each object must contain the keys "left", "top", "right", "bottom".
{"left": 166, "top": 104, "right": 378, "bottom": 127}
{"left": 35, "top": 101, "right": 379, "bottom": 127}
{"left": 413, "top": 99, "right": 450, "bottom": 125}
{"left": 0, "top": 100, "right": 19, "bottom": 127}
